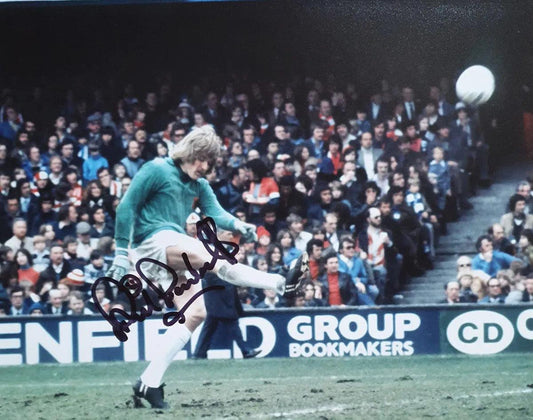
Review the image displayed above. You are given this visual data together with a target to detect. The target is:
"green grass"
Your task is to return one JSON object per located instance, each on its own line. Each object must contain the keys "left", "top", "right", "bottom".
{"left": 1, "top": 354, "right": 532, "bottom": 419}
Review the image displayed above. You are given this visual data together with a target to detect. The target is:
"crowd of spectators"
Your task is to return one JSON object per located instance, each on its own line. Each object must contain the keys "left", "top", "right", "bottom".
{"left": 0, "top": 72, "right": 515, "bottom": 316}
{"left": 441, "top": 181, "right": 533, "bottom": 304}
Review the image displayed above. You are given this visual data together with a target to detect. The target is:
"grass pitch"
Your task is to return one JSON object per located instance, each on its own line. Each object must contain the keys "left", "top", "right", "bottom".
{"left": 1, "top": 354, "right": 532, "bottom": 419}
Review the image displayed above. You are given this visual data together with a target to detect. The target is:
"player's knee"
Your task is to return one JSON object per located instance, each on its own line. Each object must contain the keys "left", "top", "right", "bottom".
{"left": 186, "top": 304, "right": 206, "bottom": 330}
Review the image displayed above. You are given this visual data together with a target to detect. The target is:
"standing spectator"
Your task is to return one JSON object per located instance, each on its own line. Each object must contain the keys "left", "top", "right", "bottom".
{"left": 318, "top": 253, "right": 359, "bottom": 306}
{"left": 120, "top": 140, "right": 145, "bottom": 178}
{"left": 500, "top": 194, "right": 533, "bottom": 243}
{"left": 357, "top": 132, "right": 382, "bottom": 179}
{"left": 82, "top": 141, "right": 108, "bottom": 183}
{"left": 5, "top": 218, "right": 33, "bottom": 253}
{"left": 243, "top": 158, "right": 279, "bottom": 223}
{"left": 428, "top": 146, "right": 451, "bottom": 212}
{"left": 479, "top": 278, "right": 506, "bottom": 304}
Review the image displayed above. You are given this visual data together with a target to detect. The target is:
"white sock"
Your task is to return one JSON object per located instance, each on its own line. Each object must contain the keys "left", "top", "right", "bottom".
{"left": 218, "top": 263, "right": 285, "bottom": 294}
{"left": 140, "top": 325, "right": 192, "bottom": 388}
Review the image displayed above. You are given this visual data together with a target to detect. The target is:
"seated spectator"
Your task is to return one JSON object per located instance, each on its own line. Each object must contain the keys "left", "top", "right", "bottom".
{"left": 28, "top": 302, "right": 45, "bottom": 316}
{"left": 83, "top": 141, "right": 109, "bottom": 183}
{"left": 300, "top": 280, "right": 324, "bottom": 307}
{"left": 319, "top": 253, "right": 360, "bottom": 307}
{"left": 54, "top": 204, "right": 78, "bottom": 241}
{"left": 439, "top": 280, "right": 466, "bottom": 304}
{"left": 36, "top": 243, "right": 72, "bottom": 298}
{"left": 277, "top": 175, "right": 309, "bottom": 220}
{"left": 515, "top": 180, "right": 533, "bottom": 214}
{"left": 254, "top": 288, "right": 285, "bottom": 309}
{"left": 243, "top": 158, "right": 279, "bottom": 223}
{"left": 307, "top": 184, "right": 334, "bottom": 226}
{"left": 45, "top": 288, "right": 69, "bottom": 315}
{"left": 30, "top": 195, "right": 57, "bottom": 236}
{"left": 258, "top": 203, "right": 286, "bottom": 240}
{"left": 67, "top": 290, "right": 94, "bottom": 315}
{"left": 306, "top": 238, "right": 324, "bottom": 282}
{"left": 83, "top": 250, "right": 108, "bottom": 290}
{"left": 31, "top": 235, "right": 50, "bottom": 272}
{"left": 96, "top": 235, "right": 115, "bottom": 268}
{"left": 489, "top": 223, "right": 516, "bottom": 255}
{"left": 276, "top": 229, "right": 302, "bottom": 267}
{"left": 89, "top": 205, "right": 114, "bottom": 238}
{"left": 63, "top": 168, "right": 83, "bottom": 207}
{"left": 85, "top": 283, "right": 110, "bottom": 313}
{"left": 7, "top": 286, "right": 28, "bottom": 316}
{"left": 515, "top": 229, "right": 533, "bottom": 271}
{"left": 15, "top": 249, "right": 39, "bottom": 286}
{"left": 63, "top": 236, "right": 87, "bottom": 269}
{"left": 337, "top": 237, "right": 376, "bottom": 304}
{"left": 214, "top": 166, "right": 247, "bottom": 215}
{"left": 120, "top": 140, "right": 145, "bottom": 178}
{"left": 265, "top": 244, "right": 284, "bottom": 275}
{"left": 500, "top": 194, "right": 533, "bottom": 243}
{"left": 521, "top": 275, "right": 533, "bottom": 302}
{"left": 457, "top": 272, "right": 479, "bottom": 303}
{"left": 97, "top": 166, "right": 122, "bottom": 199}
{"left": 478, "top": 277, "right": 506, "bottom": 304}
{"left": 76, "top": 221, "right": 98, "bottom": 261}
{"left": 287, "top": 213, "right": 312, "bottom": 253}
{"left": 471, "top": 235, "right": 521, "bottom": 277}
{"left": 4, "top": 218, "right": 33, "bottom": 253}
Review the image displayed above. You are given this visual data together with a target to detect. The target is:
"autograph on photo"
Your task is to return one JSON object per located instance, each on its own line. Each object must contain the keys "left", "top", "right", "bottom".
{"left": 91, "top": 217, "right": 240, "bottom": 342}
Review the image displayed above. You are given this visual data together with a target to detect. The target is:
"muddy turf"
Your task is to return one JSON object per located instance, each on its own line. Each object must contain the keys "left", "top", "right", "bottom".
{"left": 1, "top": 353, "right": 531, "bottom": 419}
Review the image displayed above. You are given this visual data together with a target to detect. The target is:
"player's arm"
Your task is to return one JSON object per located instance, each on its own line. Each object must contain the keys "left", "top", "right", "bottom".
{"left": 108, "top": 164, "right": 158, "bottom": 280}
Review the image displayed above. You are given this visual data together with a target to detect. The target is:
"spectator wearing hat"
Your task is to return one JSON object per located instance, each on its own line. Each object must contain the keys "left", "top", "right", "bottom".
{"left": 85, "top": 113, "right": 102, "bottom": 143}
{"left": 500, "top": 194, "right": 533, "bottom": 243}
{"left": 82, "top": 140, "right": 108, "bottom": 184}
{"left": 31, "top": 170, "right": 52, "bottom": 197}
{"left": 45, "top": 288, "right": 69, "bottom": 315}
{"left": 28, "top": 301, "right": 45, "bottom": 316}
{"left": 5, "top": 218, "right": 33, "bottom": 253}
{"left": 76, "top": 221, "right": 98, "bottom": 261}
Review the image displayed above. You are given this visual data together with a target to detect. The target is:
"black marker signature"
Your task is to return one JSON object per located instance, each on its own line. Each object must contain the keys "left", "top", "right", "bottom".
{"left": 91, "top": 217, "right": 239, "bottom": 342}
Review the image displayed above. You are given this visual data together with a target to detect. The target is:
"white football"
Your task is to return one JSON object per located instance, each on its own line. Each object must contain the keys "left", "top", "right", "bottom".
{"left": 455, "top": 65, "right": 495, "bottom": 106}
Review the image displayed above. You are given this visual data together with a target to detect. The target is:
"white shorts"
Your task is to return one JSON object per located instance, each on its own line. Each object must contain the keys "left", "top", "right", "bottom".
{"left": 130, "top": 230, "right": 188, "bottom": 289}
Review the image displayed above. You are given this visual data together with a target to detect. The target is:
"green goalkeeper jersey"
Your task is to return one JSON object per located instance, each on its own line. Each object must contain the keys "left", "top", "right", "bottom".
{"left": 114, "top": 157, "right": 237, "bottom": 249}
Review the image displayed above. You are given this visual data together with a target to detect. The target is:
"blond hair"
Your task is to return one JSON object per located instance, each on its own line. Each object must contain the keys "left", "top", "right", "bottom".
{"left": 171, "top": 125, "right": 222, "bottom": 164}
